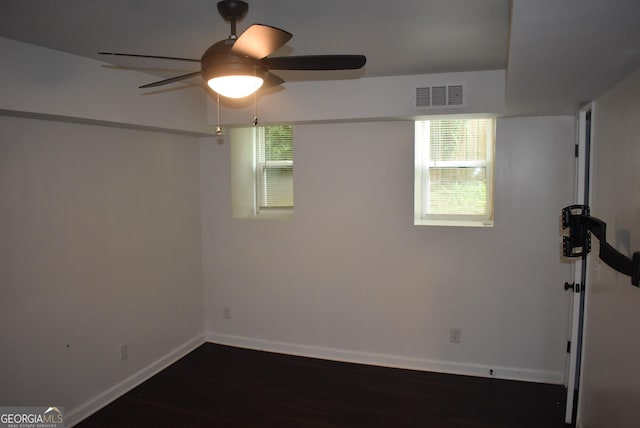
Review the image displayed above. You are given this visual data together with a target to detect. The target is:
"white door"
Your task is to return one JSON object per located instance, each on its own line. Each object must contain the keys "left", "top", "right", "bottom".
{"left": 564, "top": 103, "right": 594, "bottom": 424}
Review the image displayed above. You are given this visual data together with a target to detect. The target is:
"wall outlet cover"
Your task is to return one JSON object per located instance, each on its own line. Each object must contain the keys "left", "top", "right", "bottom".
{"left": 450, "top": 328, "right": 462, "bottom": 344}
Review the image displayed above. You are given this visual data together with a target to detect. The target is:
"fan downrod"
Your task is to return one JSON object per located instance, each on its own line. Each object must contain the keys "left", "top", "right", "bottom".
{"left": 217, "top": 0, "right": 249, "bottom": 37}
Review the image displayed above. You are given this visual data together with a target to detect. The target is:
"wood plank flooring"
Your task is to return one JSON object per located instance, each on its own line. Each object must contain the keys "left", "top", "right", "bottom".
{"left": 78, "top": 343, "right": 568, "bottom": 427}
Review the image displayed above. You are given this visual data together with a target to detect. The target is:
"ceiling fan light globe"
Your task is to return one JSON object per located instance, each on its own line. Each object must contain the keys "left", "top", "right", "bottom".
{"left": 207, "top": 75, "right": 264, "bottom": 98}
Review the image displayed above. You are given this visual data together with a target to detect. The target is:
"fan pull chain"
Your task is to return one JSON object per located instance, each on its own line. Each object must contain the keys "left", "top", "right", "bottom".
{"left": 252, "top": 90, "right": 258, "bottom": 126}
{"left": 215, "top": 94, "right": 222, "bottom": 135}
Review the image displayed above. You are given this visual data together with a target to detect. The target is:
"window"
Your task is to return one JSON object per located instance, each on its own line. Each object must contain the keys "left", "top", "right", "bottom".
{"left": 256, "top": 126, "right": 293, "bottom": 212}
{"left": 231, "top": 125, "right": 293, "bottom": 218}
{"left": 414, "top": 118, "right": 495, "bottom": 227}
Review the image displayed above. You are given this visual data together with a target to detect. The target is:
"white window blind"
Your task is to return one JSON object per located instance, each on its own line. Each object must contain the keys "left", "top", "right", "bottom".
{"left": 256, "top": 125, "right": 293, "bottom": 212}
{"left": 415, "top": 118, "right": 495, "bottom": 226}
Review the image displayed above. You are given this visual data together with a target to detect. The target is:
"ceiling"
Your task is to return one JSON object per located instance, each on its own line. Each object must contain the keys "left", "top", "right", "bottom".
{"left": 1, "top": 0, "right": 640, "bottom": 116}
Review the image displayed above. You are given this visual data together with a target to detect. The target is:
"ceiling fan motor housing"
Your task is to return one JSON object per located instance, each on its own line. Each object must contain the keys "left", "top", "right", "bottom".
{"left": 200, "top": 39, "right": 268, "bottom": 82}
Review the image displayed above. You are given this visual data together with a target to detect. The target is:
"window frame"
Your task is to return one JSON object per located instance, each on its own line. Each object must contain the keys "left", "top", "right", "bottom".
{"left": 414, "top": 117, "right": 495, "bottom": 227}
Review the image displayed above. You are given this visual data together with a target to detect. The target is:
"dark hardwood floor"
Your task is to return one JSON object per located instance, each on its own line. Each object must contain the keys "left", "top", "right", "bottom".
{"left": 78, "top": 343, "right": 568, "bottom": 427}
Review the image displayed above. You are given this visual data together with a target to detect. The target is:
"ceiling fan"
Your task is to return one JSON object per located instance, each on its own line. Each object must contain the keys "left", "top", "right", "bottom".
{"left": 99, "top": 0, "right": 367, "bottom": 98}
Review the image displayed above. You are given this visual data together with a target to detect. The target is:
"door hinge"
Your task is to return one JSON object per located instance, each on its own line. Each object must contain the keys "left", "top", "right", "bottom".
{"left": 567, "top": 341, "right": 571, "bottom": 353}
{"left": 564, "top": 282, "right": 581, "bottom": 293}
{"left": 574, "top": 144, "right": 579, "bottom": 157}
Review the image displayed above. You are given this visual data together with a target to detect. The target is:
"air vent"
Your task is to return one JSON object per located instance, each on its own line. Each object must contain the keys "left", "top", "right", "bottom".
{"left": 415, "top": 84, "right": 464, "bottom": 108}
{"left": 431, "top": 86, "right": 447, "bottom": 106}
{"left": 416, "top": 87, "right": 430, "bottom": 107}
{"left": 448, "top": 85, "right": 463, "bottom": 105}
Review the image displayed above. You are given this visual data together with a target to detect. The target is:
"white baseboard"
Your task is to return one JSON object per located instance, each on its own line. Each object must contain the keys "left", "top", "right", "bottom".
{"left": 65, "top": 334, "right": 206, "bottom": 427}
{"left": 207, "top": 332, "right": 564, "bottom": 385}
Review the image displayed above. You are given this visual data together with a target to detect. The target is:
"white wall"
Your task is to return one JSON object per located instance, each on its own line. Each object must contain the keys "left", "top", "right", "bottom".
{"left": 0, "top": 115, "right": 204, "bottom": 424}
{"left": 578, "top": 66, "right": 640, "bottom": 428}
{"left": 201, "top": 115, "right": 575, "bottom": 383}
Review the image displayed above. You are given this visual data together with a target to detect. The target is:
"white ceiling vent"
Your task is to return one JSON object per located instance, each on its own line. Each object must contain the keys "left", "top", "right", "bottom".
{"left": 415, "top": 84, "right": 464, "bottom": 108}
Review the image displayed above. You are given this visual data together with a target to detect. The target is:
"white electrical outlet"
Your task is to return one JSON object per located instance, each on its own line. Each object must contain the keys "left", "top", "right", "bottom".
{"left": 120, "top": 343, "right": 128, "bottom": 360}
{"left": 223, "top": 306, "right": 231, "bottom": 320}
{"left": 450, "top": 328, "right": 462, "bottom": 343}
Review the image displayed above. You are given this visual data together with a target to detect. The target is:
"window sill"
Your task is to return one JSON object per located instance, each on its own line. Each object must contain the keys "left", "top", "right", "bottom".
{"left": 256, "top": 210, "right": 294, "bottom": 220}
{"left": 233, "top": 210, "right": 293, "bottom": 220}
{"left": 255, "top": 215, "right": 293, "bottom": 220}
{"left": 414, "top": 218, "right": 494, "bottom": 228}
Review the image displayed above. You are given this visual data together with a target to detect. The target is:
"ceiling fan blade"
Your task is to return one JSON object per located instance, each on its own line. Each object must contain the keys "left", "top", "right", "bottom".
{"left": 99, "top": 52, "right": 200, "bottom": 63}
{"left": 231, "top": 24, "right": 292, "bottom": 59}
{"left": 263, "top": 55, "right": 367, "bottom": 70}
{"left": 263, "top": 72, "right": 285, "bottom": 88}
{"left": 139, "top": 71, "right": 201, "bottom": 88}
